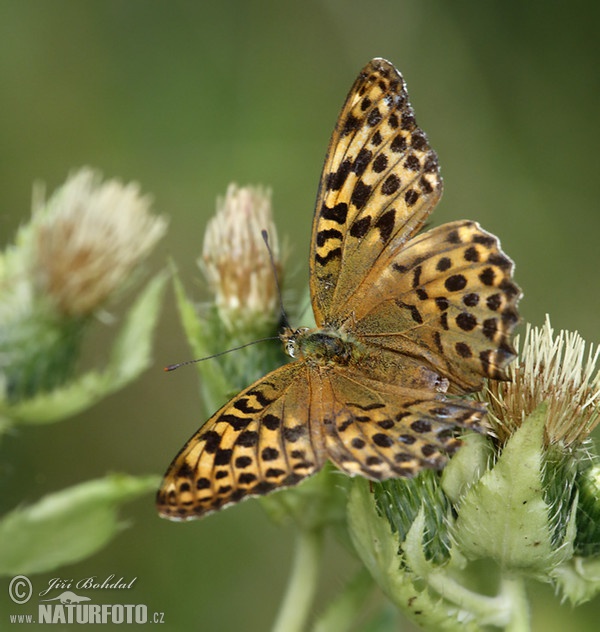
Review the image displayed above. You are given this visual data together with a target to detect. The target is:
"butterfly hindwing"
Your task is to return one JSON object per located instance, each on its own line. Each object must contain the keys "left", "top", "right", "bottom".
{"left": 157, "top": 363, "right": 324, "bottom": 520}
{"left": 320, "top": 371, "right": 486, "bottom": 480}
{"left": 346, "top": 220, "right": 521, "bottom": 392}
{"left": 310, "top": 58, "right": 443, "bottom": 325}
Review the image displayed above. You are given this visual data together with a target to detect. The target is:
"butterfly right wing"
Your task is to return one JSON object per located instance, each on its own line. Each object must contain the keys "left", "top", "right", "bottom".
{"left": 344, "top": 220, "right": 521, "bottom": 392}
{"left": 310, "top": 58, "right": 442, "bottom": 326}
{"left": 157, "top": 362, "right": 325, "bottom": 520}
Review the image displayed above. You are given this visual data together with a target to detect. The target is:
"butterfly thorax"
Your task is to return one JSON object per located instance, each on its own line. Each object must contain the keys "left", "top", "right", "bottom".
{"left": 281, "top": 326, "right": 360, "bottom": 367}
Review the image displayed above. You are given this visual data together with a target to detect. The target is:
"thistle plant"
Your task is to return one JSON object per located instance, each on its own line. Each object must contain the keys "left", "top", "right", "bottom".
{"left": 0, "top": 168, "right": 167, "bottom": 576}
{"left": 349, "top": 318, "right": 600, "bottom": 630}
{"left": 169, "top": 185, "right": 600, "bottom": 631}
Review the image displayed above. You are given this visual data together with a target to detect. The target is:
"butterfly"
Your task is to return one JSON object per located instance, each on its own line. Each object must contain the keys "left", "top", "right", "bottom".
{"left": 157, "top": 58, "right": 521, "bottom": 520}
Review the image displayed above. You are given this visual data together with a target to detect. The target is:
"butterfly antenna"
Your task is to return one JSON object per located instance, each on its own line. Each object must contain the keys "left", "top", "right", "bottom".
{"left": 261, "top": 229, "right": 291, "bottom": 330}
{"left": 165, "top": 336, "right": 280, "bottom": 372}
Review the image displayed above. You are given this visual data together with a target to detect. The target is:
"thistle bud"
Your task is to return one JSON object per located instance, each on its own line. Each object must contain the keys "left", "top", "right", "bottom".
{"left": 200, "top": 184, "right": 282, "bottom": 335}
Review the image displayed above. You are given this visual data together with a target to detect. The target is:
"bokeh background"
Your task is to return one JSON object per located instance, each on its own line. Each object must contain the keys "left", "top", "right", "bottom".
{"left": 1, "top": 1, "right": 599, "bottom": 630}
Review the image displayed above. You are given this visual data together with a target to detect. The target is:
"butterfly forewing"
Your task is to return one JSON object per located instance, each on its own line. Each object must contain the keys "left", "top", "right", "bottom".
{"left": 157, "top": 363, "right": 323, "bottom": 520}
{"left": 310, "top": 58, "right": 443, "bottom": 326}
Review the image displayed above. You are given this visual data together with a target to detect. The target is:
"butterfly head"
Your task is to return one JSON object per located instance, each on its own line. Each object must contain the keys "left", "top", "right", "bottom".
{"left": 280, "top": 327, "right": 310, "bottom": 358}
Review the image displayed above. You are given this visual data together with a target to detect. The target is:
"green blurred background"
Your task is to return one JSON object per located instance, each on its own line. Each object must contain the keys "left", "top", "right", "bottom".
{"left": 1, "top": 1, "right": 599, "bottom": 630}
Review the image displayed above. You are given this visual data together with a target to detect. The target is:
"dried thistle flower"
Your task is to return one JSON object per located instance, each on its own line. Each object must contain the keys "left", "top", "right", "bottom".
{"left": 200, "top": 184, "right": 282, "bottom": 333}
{"left": 482, "top": 315, "right": 600, "bottom": 447}
{"left": 0, "top": 168, "right": 167, "bottom": 404}
{"left": 33, "top": 168, "right": 167, "bottom": 317}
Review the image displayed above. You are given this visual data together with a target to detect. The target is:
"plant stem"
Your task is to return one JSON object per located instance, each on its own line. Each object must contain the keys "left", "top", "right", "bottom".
{"left": 311, "top": 567, "right": 373, "bottom": 632}
{"left": 271, "top": 527, "right": 323, "bottom": 632}
{"left": 423, "top": 568, "right": 511, "bottom": 627}
{"left": 502, "top": 577, "right": 530, "bottom": 632}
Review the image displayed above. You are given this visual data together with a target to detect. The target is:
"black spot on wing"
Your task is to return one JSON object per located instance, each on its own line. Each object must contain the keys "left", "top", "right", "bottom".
{"left": 374, "top": 209, "right": 395, "bottom": 242}
{"left": 236, "top": 430, "right": 259, "bottom": 447}
{"left": 353, "top": 148, "right": 373, "bottom": 176}
{"left": 263, "top": 414, "right": 281, "bottom": 430}
{"left": 233, "top": 398, "right": 261, "bottom": 414}
{"left": 326, "top": 160, "right": 352, "bottom": 191}
{"left": 347, "top": 401, "right": 386, "bottom": 411}
{"left": 381, "top": 173, "right": 401, "bottom": 195}
{"left": 367, "top": 107, "right": 382, "bottom": 127}
{"left": 315, "top": 247, "right": 342, "bottom": 266}
{"left": 351, "top": 181, "right": 372, "bottom": 210}
{"left": 219, "top": 414, "right": 251, "bottom": 431}
{"left": 411, "top": 130, "right": 428, "bottom": 150}
{"left": 317, "top": 228, "right": 343, "bottom": 247}
{"left": 261, "top": 447, "right": 279, "bottom": 461}
{"left": 372, "top": 154, "right": 388, "bottom": 173}
{"left": 342, "top": 114, "right": 360, "bottom": 136}
{"left": 396, "top": 300, "right": 423, "bottom": 324}
{"left": 350, "top": 216, "right": 371, "bottom": 239}
{"left": 404, "top": 155, "right": 420, "bottom": 171}
{"left": 321, "top": 202, "right": 348, "bottom": 224}
{"left": 202, "top": 430, "right": 221, "bottom": 453}
{"left": 445, "top": 274, "right": 467, "bottom": 292}
{"left": 391, "top": 134, "right": 407, "bottom": 153}
{"left": 405, "top": 189, "right": 420, "bottom": 206}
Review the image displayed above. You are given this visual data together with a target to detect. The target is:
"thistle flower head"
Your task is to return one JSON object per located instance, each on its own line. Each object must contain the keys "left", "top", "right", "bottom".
{"left": 0, "top": 168, "right": 167, "bottom": 404}
{"left": 33, "top": 168, "right": 167, "bottom": 317}
{"left": 483, "top": 315, "right": 600, "bottom": 447}
{"left": 200, "top": 184, "right": 282, "bottom": 333}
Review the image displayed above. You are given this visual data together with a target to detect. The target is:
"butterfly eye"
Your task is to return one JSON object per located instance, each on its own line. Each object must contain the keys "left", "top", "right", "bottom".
{"left": 285, "top": 339, "right": 298, "bottom": 358}
{"left": 283, "top": 328, "right": 311, "bottom": 358}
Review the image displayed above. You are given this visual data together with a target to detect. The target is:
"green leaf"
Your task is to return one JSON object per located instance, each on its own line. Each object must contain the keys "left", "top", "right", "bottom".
{"left": 453, "top": 402, "right": 576, "bottom": 578}
{"left": 0, "top": 474, "right": 159, "bottom": 576}
{"left": 347, "top": 479, "right": 488, "bottom": 631}
{"left": 551, "top": 556, "right": 600, "bottom": 605}
{"left": 0, "top": 271, "right": 168, "bottom": 426}
{"left": 170, "top": 266, "right": 230, "bottom": 414}
{"left": 106, "top": 269, "right": 169, "bottom": 385}
{"left": 442, "top": 432, "right": 491, "bottom": 504}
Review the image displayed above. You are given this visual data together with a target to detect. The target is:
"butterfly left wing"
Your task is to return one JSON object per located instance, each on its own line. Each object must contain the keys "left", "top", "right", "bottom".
{"left": 157, "top": 362, "right": 324, "bottom": 520}
{"left": 320, "top": 370, "right": 486, "bottom": 479}
{"left": 310, "top": 58, "right": 442, "bottom": 326}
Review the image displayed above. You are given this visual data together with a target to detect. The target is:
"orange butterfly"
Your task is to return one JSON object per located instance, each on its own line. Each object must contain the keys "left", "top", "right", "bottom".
{"left": 157, "top": 58, "right": 520, "bottom": 520}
